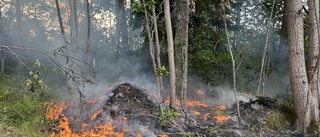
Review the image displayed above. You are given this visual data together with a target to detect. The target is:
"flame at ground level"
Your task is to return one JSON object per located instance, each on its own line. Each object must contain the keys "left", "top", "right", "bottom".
{"left": 45, "top": 100, "right": 128, "bottom": 137}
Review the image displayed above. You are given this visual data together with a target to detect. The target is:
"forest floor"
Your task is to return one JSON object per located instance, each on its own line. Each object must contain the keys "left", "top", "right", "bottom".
{"left": 47, "top": 83, "right": 310, "bottom": 137}
{"left": 0, "top": 73, "right": 313, "bottom": 137}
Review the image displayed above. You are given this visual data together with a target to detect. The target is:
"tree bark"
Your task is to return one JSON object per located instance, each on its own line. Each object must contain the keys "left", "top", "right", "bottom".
{"left": 85, "top": 0, "right": 91, "bottom": 78}
{"left": 55, "top": 0, "right": 69, "bottom": 45}
{"left": 164, "top": 0, "right": 176, "bottom": 109}
{"left": 221, "top": 0, "right": 240, "bottom": 118}
{"left": 0, "top": 3, "right": 4, "bottom": 76}
{"left": 287, "top": 0, "right": 309, "bottom": 132}
{"left": 257, "top": 0, "right": 276, "bottom": 96}
{"left": 278, "top": 0, "right": 288, "bottom": 65}
{"left": 152, "top": 0, "right": 164, "bottom": 98}
{"left": 142, "top": 0, "right": 161, "bottom": 100}
{"left": 306, "top": 0, "right": 319, "bottom": 133}
{"left": 175, "top": 0, "right": 189, "bottom": 115}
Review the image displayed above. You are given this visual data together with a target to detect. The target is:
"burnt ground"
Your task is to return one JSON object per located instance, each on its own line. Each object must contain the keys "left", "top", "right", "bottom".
{"left": 50, "top": 83, "right": 310, "bottom": 137}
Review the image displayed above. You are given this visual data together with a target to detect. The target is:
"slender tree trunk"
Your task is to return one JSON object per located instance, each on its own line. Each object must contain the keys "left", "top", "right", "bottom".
{"left": 221, "top": 0, "right": 240, "bottom": 118}
{"left": 142, "top": 0, "right": 161, "bottom": 100}
{"left": 152, "top": 0, "right": 164, "bottom": 98}
{"left": 257, "top": 0, "right": 276, "bottom": 96}
{"left": 0, "top": 3, "right": 4, "bottom": 76}
{"left": 73, "top": 0, "right": 78, "bottom": 48}
{"left": 85, "top": 0, "right": 91, "bottom": 78}
{"left": 15, "top": 0, "right": 22, "bottom": 46}
{"left": 278, "top": 0, "right": 288, "bottom": 65}
{"left": 120, "top": 0, "right": 128, "bottom": 52}
{"left": 287, "top": 0, "right": 309, "bottom": 132}
{"left": 233, "top": 0, "right": 242, "bottom": 51}
{"left": 164, "top": 0, "right": 176, "bottom": 109}
{"left": 55, "top": 0, "right": 69, "bottom": 45}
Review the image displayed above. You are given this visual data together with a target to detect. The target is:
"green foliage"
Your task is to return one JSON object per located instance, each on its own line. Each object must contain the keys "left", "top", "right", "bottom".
{"left": 156, "top": 66, "right": 169, "bottom": 76}
{"left": 189, "top": 25, "right": 231, "bottom": 85}
{"left": 266, "top": 110, "right": 286, "bottom": 131}
{"left": 25, "top": 60, "right": 48, "bottom": 92}
{"left": 159, "top": 108, "right": 179, "bottom": 126}
{"left": 0, "top": 74, "right": 51, "bottom": 136}
{"left": 132, "top": 0, "right": 156, "bottom": 13}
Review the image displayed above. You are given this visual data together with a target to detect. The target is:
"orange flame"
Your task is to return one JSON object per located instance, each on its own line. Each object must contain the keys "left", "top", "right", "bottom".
{"left": 214, "top": 115, "right": 230, "bottom": 123}
{"left": 159, "top": 134, "right": 169, "bottom": 137}
{"left": 46, "top": 101, "right": 129, "bottom": 137}
{"left": 190, "top": 109, "right": 200, "bottom": 116}
{"left": 86, "top": 99, "right": 97, "bottom": 105}
{"left": 91, "top": 109, "right": 103, "bottom": 120}
{"left": 164, "top": 98, "right": 209, "bottom": 108}
{"left": 137, "top": 131, "right": 142, "bottom": 137}
{"left": 186, "top": 100, "right": 208, "bottom": 107}
{"left": 195, "top": 89, "right": 204, "bottom": 95}
{"left": 216, "top": 105, "right": 226, "bottom": 110}
{"left": 45, "top": 101, "right": 68, "bottom": 120}
{"left": 204, "top": 113, "right": 210, "bottom": 120}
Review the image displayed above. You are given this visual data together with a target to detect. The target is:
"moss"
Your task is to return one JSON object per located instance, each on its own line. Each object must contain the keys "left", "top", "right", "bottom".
{"left": 266, "top": 110, "right": 286, "bottom": 131}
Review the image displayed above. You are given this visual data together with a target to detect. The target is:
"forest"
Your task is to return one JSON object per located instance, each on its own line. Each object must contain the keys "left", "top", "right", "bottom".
{"left": 0, "top": 0, "right": 319, "bottom": 136}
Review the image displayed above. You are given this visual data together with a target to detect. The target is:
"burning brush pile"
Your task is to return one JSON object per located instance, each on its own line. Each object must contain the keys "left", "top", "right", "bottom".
{"left": 45, "top": 83, "right": 302, "bottom": 137}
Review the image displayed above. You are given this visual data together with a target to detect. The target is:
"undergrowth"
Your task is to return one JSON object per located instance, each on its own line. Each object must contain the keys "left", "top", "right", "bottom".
{"left": 0, "top": 74, "right": 54, "bottom": 137}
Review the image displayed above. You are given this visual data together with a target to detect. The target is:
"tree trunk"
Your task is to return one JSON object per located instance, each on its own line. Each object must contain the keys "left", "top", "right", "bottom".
{"left": 306, "top": 0, "right": 320, "bottom": 133}
{"left": 85, "top": 0, "right": 91, "bottom": 79}
{"left": 287, "top": 0, "right": 309, "bottom": 132}
{"left": 257, "top": 0, "right": 276, "bottom": 96}
{"left": 233, "top": 0, "right": 242, "bottom": 51}
{"left": 278, "top": 0, "right": 288, "bottom": 65}
{"left": 164, "top": 0, "right": 176, "bottom": 109}
{"left": 142, "top": 0, "right": 161, "bottom": 100}
{"left": 55, "top": 0, "right": 69, "bottom": 45}
{"left": 0, "top": 3, "right": 4, "bottom": 76}
{"left": 152, "top": 0, "right": 164, "bottom": 98}
{"left": 73, "top": 0, "right": 78, "bottom": 48}
{"left": 120, "top": 0, "right": 128, "bottom": 52}
{"left": 221, "top": 0, "right": 240, "bottom": 118}
{"left": 175, "top": 0, "right": 189, "bottom": 115}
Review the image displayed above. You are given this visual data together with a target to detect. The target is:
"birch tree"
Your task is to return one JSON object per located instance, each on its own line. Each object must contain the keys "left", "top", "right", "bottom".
{"left": 164, "top": 0, "right": 176, "bottom": 109}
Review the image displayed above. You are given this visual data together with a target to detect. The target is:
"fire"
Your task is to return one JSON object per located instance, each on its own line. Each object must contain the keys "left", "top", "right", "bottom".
{"left": 186, "top": 100, "right": 208, "bottom": 107}
{"left": 85, "top": 99, "right": 97, "bottom": 105}
{"left": 212, "top": 105, "right": 230, "bottom": 123}
{"left": 164, "top": 98, "right": 209, "bottom": 108}
{"left": 214, "top": 115, "right": 230, "bottom": 123}
{"left": 91, "top": 109, "right": 103, "bottom": 120}
{"left": 216, "top": 105, "right": 226, "bottom": 110}
{"left": 83, "top": 121, "right": 124, "bottom": 137}
{"left": 45, "top": 100, "right": 130, "bottom": 137}
{"left": 45, "top": 101, "right": 68, "bottom": 120}
{"left": 137, "top": 131, "right": 142, "bottom": 137}
{"left": 190, "top": 110, "right": 200, "bottom": 116}
{"left": 204, "top": 113, "right": 210, "bottom": 120}
{"left": 195, "top": 89, "right": 204, "bottom": 95}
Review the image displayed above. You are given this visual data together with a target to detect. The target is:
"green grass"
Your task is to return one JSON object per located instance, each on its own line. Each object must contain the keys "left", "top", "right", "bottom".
{"left": 0, "top": 74, "right": 52, "bottom": 137}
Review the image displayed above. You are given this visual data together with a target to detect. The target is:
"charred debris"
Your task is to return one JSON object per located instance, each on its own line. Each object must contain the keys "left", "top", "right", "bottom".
{"left": 48, "top": 83, "right": 305, "bottom": 137}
